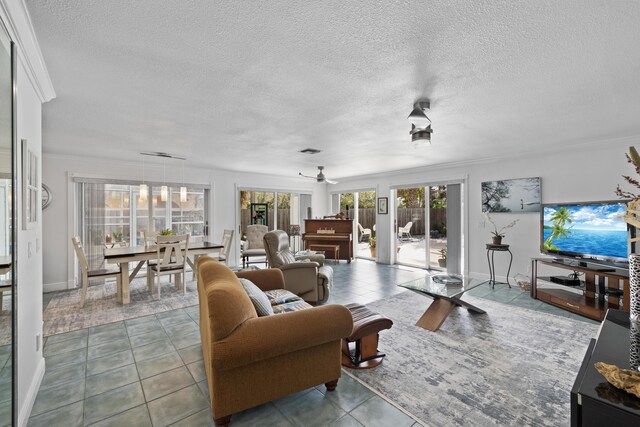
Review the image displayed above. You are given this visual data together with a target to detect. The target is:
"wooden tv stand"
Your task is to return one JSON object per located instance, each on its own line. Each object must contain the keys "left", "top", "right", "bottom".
{"left": 531, "top": 258, "right": 629, "bottom": 321}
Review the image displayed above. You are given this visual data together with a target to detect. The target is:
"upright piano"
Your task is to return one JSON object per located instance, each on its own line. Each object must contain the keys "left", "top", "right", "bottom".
{"left": 302, "top": 219, "right": 353, "bottom": 263}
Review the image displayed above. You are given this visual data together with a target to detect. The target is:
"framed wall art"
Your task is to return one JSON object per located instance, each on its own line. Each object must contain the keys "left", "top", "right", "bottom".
{"left": 22, "top": 139, "right": 39, "bottom": 229}
{"left": 377, "top": 197, "right": 388, "bottom": 215}
{"left": 481, "top": 176, "right": 541, "bottom": 213}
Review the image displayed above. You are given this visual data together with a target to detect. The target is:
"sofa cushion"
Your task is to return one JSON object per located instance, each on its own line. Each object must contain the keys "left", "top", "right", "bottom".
{"left": 264, "top": 289, "right": 302, "bottom": 305}
{"left": 239, "top": 278, "right": 274, "bottom": 316}
{"left": 272, "top": 299, "right": 313, "bottom": 314}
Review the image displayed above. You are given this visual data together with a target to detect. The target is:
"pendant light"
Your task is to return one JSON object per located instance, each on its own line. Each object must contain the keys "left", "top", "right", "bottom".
{"left": 160, "top": 157, "right": 168, "bottom": 202}
{"left": 180, "top": 159, "right": 187, "bottom": 203}
{"left": 139, "top": 155, "right": 148, "bottom": 202}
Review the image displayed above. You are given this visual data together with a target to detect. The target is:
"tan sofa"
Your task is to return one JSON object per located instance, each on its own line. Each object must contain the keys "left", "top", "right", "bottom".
{"left": 196, "top": 256, "right": 353, "bottom": 426}
{"left": 263, "top": 230, "right": 333, "bottom": 304}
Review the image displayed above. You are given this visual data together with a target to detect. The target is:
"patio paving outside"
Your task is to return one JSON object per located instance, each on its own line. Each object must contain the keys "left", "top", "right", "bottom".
{"left": 355, "top": 234, "right": 447, "bottom": 270}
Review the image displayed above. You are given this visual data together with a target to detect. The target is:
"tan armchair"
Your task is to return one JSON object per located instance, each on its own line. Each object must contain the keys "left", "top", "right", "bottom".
{"left": 196, "top": 257, "right": 352, "bottom": 426}
{"left": 263, "top": 230, "right": 333, "bottom": 304}
{"left": 241, "top": 224, "right": 268, "bottom": 268}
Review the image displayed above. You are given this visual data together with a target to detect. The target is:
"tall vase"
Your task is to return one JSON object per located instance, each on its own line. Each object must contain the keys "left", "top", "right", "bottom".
{"left": 631, "top": 321, "right": 640, "bottom": 371}
{"left": 630, "top": 254, "right": 640, "bottom": 323}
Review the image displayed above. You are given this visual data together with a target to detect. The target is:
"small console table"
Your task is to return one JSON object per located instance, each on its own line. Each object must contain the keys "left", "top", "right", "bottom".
{"left": 571, "top": 309, "right": 640, "bottom": 426}
{"left": 485, "top": 244, "right": 513, "bottom": 288}
{"left": 531, "top": 258, "right": 629, "bottom": 321}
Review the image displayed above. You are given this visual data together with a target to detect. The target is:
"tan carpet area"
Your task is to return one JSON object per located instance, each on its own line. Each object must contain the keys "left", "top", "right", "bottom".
{"left": 43, "top": 278, "right": 199, "bottom": 337}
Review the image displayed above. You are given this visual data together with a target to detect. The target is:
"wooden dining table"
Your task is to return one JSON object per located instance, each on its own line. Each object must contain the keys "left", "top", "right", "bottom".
{"left": 104, "top": 241, "right": 223, "bottom": 304}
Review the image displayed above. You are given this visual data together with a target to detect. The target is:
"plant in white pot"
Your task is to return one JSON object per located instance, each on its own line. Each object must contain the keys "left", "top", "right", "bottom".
{"left": 484, "top": 212, "right": 519, "bottom": 245}
{"left": 437, "top": 248, "right": 447, "bottom": 268}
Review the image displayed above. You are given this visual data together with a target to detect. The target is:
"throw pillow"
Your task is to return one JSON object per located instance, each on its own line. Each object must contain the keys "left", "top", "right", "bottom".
{"left": 239, "top": 278, "right": 273, "bottom": 316}
{"left": 264, "top": 289, "right": 302, "bottom": 306}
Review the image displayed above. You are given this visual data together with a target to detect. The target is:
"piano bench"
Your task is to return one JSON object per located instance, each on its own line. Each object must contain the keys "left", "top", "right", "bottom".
{"left": 308, "top": 244, "right": 340, "bottom": 264}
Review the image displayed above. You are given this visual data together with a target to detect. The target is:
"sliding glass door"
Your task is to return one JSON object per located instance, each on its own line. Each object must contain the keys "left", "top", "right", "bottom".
{"left": 331, "top": 190, "right": 376, "bottom": 260}
{"left": 395, "top": 183, "right": 462, "bottom": 272}
{"left": 239, "top": 189, "right": 310, "bottom": 254}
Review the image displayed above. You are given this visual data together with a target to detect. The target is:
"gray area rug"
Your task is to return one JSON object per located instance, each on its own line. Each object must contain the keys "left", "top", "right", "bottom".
{"left": 346, "top": 291, "right": 599, "bottom": 427}
{"left": 43, "top": 278, "right": 199, "bottom": 336}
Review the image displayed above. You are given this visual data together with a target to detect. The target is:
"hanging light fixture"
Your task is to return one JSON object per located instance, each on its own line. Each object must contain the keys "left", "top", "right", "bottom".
{"left": 408, "top": 99, "right": 433, "bottom": 143}
{"left": 161, "top": 157, "right": 168, "bottom": 202}
{"left": 139, "top": 155, "right": 148, "bottom": 202}
{"left": 180, "top": 159, "right": 187, "bottom": 203}
{"left": 139, "top": 152, "right": 186, "bottom": 203}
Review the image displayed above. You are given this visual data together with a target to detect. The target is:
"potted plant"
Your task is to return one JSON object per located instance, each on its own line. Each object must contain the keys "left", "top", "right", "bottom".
{"left": 484, "top": 212, "right": 519, "bottom": 245}
{"left": 112, "top": 228, "right": 124, "bottom": 242}
{"left": 437, "top": 248, "right": 447, "bottom": 268}
{"left": 160, "top": 229, "right": 174, "bottom": 236}
{"left": 369, "top": 236, "right": 376, "bottom": 258}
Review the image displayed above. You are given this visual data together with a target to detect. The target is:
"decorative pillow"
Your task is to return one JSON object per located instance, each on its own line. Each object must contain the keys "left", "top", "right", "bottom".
{"left": 264, "top": 289, "right": 302, "bottom": 306}
{"left": 238, "top": 279, "right": 273, "bottom": 316}
{"left": 272, "top": 300, "right": 313, "bottom": 314}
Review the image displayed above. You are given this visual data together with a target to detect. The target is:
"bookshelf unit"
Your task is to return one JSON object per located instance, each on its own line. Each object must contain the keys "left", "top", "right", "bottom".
{"left": 531, "top": 258, "right": 629, "bottom": 321}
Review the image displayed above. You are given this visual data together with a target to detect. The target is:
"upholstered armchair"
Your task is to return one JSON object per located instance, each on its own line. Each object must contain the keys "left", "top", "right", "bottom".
{"left": 241, "top": 224, "right": 268, "bottom": 267}
{"left": 196, "top": 257, "right": 352, "bottom": 426}
{"left": 263, "top": 230, "right": 333, "bottom": 304}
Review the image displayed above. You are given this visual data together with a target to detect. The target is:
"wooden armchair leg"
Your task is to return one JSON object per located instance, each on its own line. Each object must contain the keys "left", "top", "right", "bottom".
{"left": 214, "top": 415, "right": 231, "bottom": 426}
{"left": 325, "top": 379, "right": 339, "bottom": 392}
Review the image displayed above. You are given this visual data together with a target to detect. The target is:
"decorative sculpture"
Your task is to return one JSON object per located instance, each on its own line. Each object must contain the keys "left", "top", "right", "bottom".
{"left": 595, "top": 361, "right": 640, "bottom": 398}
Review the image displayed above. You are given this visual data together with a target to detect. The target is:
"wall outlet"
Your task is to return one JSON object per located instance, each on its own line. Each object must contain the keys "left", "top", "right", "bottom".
{"left": 36, "top": 333, "right": 41, "bottom": 352}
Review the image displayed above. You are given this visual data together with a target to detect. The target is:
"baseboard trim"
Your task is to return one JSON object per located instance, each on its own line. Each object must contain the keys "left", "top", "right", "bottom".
{"left": 18, "top": 356, "right": 45, "bottom": 427}
{"left": 44, "top": 280, "right": 74, "bottom": 293}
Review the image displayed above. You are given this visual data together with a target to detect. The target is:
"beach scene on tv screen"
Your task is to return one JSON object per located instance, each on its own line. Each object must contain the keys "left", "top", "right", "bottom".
{"left": 543, "top": 203, "right": 627, "bottom": 259}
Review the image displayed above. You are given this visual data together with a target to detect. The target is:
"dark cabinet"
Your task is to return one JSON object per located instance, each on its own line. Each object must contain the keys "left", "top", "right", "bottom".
{"left": 571, "top": 310, "right": 640, "bottom": 426}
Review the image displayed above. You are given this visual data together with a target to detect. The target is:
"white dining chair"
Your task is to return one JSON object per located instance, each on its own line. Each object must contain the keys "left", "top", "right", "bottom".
{"left": 72, "top": 236, "right": 122, "bottom": 307}
{"left": 148, "top": 234, "right": 190, "bottom": 298}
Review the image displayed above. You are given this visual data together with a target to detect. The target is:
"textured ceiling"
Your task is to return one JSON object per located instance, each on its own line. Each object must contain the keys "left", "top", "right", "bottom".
{"left": 25, "top": 0, "right": 640, "bottom": 180}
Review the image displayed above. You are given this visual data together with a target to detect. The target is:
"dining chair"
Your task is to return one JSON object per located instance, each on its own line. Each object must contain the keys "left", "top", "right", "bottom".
{"left": 0, "top": 277, "right": 10, "bottom": 314}
{"left": 72, "top": 236, "right": 122, "bottom": 307}
{"left": 148, "top": 234, "right": 190, "bottom": 298}
{"left": 143, "top": 230, "right": 159, "bottom": 247}
{"left": 216, "top": 229, "right": 234, "bottom": 264}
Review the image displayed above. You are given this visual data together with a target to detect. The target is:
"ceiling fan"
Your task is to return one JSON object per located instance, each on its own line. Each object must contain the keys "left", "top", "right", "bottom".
{"left": 299, "top": 166, "right": 338, "bottom": 184}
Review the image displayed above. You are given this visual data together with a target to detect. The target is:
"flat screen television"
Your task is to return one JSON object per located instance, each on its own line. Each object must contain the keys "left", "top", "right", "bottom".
{"left": 540, "top": 200, "right": 629, "bottom": 268}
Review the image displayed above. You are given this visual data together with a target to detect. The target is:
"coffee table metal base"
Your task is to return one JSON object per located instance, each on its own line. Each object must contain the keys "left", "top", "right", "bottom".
{"left": 415, "top": 295, "right": 486, "bottom": 331}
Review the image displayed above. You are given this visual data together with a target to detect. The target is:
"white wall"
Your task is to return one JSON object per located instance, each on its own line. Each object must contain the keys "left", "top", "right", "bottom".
{"left": 41, "top": 154, "right": 325, "bottom": 289}
{"left": 1, "top": 0, "right": 56, "bottom": 424}
{"left": 330, "top": 137, "right": 635, "bottom": 280}
{"left": 15, "top": 59, "right": 45, "bottom": 425}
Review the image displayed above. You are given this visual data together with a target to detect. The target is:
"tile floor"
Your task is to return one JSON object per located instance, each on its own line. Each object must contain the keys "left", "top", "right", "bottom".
{"left": 31, "top": 260, "right": 595, "bottom": 426}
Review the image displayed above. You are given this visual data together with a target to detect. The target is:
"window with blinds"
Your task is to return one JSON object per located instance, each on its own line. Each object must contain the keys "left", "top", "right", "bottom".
{"left": 75, "top": 179, "right": 209, "bottom": 270}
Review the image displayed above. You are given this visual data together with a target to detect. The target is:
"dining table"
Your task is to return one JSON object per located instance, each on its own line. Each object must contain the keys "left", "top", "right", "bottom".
{"left": 104, "top": 240, "right": 224, "bottom": 304}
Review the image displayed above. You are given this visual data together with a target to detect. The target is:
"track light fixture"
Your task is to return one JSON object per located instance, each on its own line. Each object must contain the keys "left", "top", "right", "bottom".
{"left": 408, "top": 100, "right": 432, "bottom": 142}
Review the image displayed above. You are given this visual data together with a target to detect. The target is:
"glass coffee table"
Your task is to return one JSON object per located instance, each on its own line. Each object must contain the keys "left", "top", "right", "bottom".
{"left": 398, "top": 274, "right": 486, "bottom": 331}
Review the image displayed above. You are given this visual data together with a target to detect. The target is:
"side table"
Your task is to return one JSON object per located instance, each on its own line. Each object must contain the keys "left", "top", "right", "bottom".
{"left": 486, "top": 244, "right": 513, "bottom": 288}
